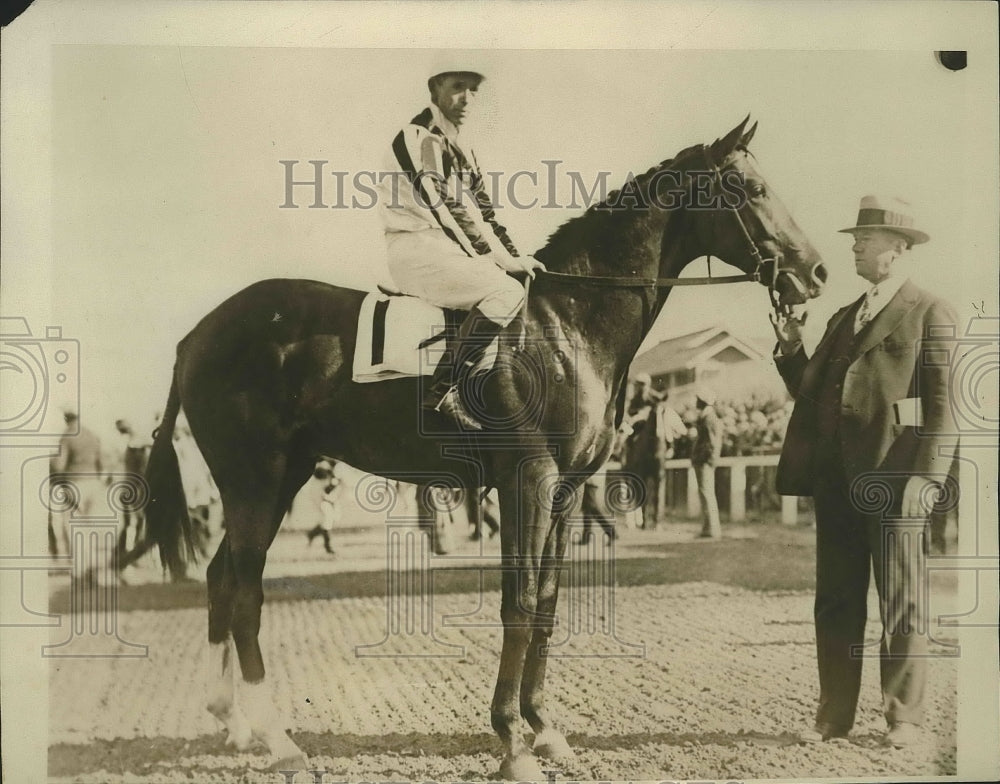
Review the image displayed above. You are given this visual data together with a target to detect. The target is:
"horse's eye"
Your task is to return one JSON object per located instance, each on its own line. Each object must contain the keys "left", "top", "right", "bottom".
{"left": 750, "top": 184, "right": 766, "bottom": 198}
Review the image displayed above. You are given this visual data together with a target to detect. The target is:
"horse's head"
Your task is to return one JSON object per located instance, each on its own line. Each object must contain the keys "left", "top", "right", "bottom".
{"left": 672, "top": 117, "right": 827, "bottom": 312}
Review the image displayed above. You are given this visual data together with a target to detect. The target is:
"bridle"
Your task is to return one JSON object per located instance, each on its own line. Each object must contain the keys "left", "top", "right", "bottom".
{"left": 532, "top": 143, "right": 796, "bottom": 319}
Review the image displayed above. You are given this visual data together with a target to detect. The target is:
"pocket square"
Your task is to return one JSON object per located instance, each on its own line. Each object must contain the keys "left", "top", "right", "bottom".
{"left": 892, "top": 397, "right": 923, "bottom": 427}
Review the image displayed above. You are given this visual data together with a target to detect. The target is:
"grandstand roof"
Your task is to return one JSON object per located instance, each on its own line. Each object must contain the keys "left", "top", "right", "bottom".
{"left": 630, "top": 327, "right": 768, "bottom": 377}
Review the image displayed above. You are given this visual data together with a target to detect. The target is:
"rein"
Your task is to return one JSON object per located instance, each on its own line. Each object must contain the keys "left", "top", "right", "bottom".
{"left": 533, "top": 268, "right": 759, "bottom": 288}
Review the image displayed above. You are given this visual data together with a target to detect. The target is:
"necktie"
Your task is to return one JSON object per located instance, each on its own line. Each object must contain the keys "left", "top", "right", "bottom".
{"left": 856, "top": 287, "right": 878, "bottom": 333}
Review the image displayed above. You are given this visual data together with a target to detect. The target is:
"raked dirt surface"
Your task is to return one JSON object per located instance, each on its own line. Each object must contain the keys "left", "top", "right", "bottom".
{"left": 47, "top": 521, "right": 958, "bottom": 783}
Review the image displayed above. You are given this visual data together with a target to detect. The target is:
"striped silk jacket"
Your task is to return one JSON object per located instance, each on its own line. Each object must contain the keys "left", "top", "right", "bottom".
{"left": 380, "top": 104, "right": 519, "bottom": 258}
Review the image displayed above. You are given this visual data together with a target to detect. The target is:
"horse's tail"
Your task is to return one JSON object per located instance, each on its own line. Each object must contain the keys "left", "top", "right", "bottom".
{"left": 143, "top": 369, "right": 196, "bottom": 579}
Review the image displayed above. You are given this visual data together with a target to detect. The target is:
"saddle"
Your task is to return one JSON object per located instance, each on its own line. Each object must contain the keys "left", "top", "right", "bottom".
{"left": 351, "top": 287, "right": 468, "bottom": 384}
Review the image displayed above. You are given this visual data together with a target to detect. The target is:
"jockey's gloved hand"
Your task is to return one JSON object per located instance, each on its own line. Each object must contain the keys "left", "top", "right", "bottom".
{"left": 491, "top": 251, "right": 546, "bottom": 279}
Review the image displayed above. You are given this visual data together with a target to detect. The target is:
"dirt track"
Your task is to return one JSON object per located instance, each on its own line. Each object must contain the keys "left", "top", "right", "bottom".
{"left": 47, "top": 524, "right": 958, "bottom": 782}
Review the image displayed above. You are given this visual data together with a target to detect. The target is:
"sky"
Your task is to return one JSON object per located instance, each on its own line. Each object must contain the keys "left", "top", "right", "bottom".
{"left": 3, "top": 4, "right": 998, "bottom": 446}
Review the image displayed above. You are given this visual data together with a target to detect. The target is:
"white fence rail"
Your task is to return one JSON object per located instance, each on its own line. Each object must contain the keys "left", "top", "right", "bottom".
{"left": 650, "top": 455, "right": 802, "bottom": 525}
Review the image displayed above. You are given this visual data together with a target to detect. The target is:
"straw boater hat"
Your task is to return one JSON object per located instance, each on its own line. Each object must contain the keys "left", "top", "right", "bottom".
{"left": 838, "top": 195, "right": 929, "bottom": 246}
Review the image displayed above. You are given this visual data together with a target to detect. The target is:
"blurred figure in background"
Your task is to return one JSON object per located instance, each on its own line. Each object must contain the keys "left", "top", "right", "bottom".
{"left": 114, "top": 418, "right": 151, "bottom": 557}
{"left": 577, "top": 463, "right": 617, "bottom": 545}
{"left": 692, "top": 388, "right": 723, "bottom": 539}
{"left": 305, "top": 459, "right": 341, "bottom": 555}
{"left": 49, "top": 409, "right": 103, "bottom": 561}
{"left": 469, "top": 487, "right": 500, "bottom": 541}
{"left": 624, "top": 372, "right": 667, "bottom": 529}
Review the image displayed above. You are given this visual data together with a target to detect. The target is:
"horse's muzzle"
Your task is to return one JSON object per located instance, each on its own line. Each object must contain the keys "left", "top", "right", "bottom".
{"left": 771, "top": 260, "right": 825, "bottom": 309}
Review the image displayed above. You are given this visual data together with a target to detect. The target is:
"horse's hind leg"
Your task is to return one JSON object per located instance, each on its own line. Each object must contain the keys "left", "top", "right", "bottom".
{"left": 227, "top": 536, "right": 308, "bottom": 771}
{"left": 205, "top": 534, "right": 252, "bottom": 750}
{"left": 228, "top": 455, "right": 315, "bottom": 771}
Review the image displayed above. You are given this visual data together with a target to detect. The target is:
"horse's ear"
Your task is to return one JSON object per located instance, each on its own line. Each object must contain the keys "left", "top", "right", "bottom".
{"left": 741, "top": 120, "right": 758, "bottom": 148}
{"left": 711, "top": 115, "right": 751, "bottom": 158}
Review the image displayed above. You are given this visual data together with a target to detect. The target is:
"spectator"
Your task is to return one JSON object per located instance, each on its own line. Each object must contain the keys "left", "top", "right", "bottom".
{"left": 469, "top": 488, "right": 501, "bottom": 541}
{"left": 305, "top": 459, "right": 341, "bottom": 555}
{"left": 114, "top": 418, "right": 151, "bottom": 557}
{"left": 624, "top": 374, "right": 672, "bottom": 528}
{"left": 49, "top": 409, "right": 103, "bottom": 561}
{"left": 576, "top": 463, "right": 618, "bottom": 545}
{"left": 691, "top": 389, "right": 723, "bottom": 539}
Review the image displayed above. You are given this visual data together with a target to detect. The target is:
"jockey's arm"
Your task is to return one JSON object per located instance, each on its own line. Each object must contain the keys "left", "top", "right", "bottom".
{"left": 411, "top": 131, "right": 498, "bottom": 257}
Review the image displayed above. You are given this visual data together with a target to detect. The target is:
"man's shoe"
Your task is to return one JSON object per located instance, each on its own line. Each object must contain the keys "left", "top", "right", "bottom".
{"left": 885, "top": 722, "right": 923, "bottom": 749}
{"left": 798, "top": 723, "right": 849, "bottom": 743}
{"left": 433, "top": 387, "right": 483, "bottom": 431}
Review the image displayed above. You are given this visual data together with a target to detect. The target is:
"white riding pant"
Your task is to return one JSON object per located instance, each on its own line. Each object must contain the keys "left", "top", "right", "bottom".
{"left": 385, "top": 230, "right": 525, "bottom": 327}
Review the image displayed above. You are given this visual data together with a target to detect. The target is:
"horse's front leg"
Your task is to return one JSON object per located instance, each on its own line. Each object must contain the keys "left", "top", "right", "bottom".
{"left": 522, "top": 483, "right": 577, "bottom": 768}
{"left": 492, "top": 467, "right": 555, "bottom": 781}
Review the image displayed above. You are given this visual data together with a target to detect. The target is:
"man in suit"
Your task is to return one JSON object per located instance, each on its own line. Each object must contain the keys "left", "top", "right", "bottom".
{"left": 771, "top": 196, "right": 958, "bottom": 749}
{"left": 624, "top": 374, "right": 667, "bottom": 528}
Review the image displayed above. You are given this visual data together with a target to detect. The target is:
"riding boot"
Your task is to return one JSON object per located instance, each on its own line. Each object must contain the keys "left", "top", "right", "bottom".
{"left": 423, "top": 307, "right": 502, "bottom": 430}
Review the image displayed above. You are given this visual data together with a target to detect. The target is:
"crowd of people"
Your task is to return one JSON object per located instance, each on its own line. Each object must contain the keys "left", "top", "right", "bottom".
{"left": 671, "top": 392, "right": 793, "bottom": 459}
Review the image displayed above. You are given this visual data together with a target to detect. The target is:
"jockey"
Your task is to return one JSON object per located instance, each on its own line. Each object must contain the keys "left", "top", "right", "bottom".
{"left": 379, "top": 59, "right": 545, "bottom": 430}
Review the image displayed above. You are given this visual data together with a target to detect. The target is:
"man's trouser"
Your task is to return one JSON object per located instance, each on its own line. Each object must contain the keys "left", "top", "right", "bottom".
{"left": 694, "top": 461, "right": 721, "bottom": 536}
{"left": 812, "top": 467, "right": 929, "bottom": 731}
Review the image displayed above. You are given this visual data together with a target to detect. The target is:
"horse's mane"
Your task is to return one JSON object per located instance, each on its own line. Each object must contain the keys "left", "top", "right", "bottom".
{"left": 534, "top": 142, "right": 708, "bottom": 267}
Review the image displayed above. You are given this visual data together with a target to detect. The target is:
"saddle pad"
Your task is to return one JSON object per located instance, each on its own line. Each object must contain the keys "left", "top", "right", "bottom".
{"left": 352, "top": 293, "right": 448, "bottom": 383}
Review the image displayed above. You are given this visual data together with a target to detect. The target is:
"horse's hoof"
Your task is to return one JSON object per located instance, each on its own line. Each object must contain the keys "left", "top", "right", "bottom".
{"left": 498, "top": 753, "right": 545, "bottom": 781}
{"left": 269, "top": 754, "right": 309, "bottom": 773}
{"left": 225, "top": 726, "right": 252, "bottom": 751}
{"left": 533, "top": 730, "right": 575, "bottom": 765}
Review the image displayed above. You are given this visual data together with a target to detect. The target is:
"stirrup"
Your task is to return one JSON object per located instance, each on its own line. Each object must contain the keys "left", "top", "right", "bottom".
{"left": 433, "top": 386, "right": 483, "bottom": 431}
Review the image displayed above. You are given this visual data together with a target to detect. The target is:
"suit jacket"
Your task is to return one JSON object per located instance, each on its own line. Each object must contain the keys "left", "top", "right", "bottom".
{"left": 775, "top": 279, "right": 958, "bottom": 497}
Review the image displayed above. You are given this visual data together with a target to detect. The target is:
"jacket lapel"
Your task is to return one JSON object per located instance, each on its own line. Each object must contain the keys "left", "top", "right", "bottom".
{"left": 853, "top": 279, "right": 921, "bottom": 357}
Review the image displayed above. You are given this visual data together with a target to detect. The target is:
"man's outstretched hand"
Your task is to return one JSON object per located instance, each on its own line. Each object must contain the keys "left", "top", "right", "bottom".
{"left": 769, "top": 308, "right": 808, "bottom": 356}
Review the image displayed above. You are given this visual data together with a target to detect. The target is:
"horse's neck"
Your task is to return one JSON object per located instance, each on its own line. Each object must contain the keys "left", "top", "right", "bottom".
{"left": 524, "top": 212, "right": 698, "bottom": 427}
{"left": 532, "top": 208, "right": 693, "bottom": 356}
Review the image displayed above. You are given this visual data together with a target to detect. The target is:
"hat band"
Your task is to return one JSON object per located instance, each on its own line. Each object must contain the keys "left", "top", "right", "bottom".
{"left": 856, "top": 208, "right": 914, "bottom": 229}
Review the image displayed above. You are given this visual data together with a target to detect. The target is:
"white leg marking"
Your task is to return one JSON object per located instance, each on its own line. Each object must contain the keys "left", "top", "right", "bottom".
{"left": 242, "top": 678, "right": 305, "bottom": 763}
{"left": 206, "top": 638, "right": 252, "bottom": 750}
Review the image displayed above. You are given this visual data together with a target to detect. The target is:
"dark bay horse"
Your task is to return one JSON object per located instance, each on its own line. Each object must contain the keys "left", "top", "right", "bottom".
{"left": 142, "top": 118, "right": 826, "bottom": 777}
